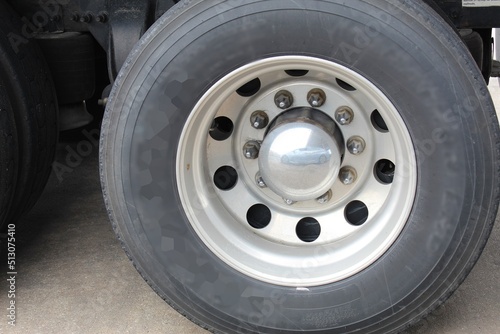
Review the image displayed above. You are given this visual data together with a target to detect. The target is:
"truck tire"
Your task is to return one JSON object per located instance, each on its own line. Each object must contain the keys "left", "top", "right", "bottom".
{"left": 0, "top": 1, "right": 58, "bottom": 226}
{"left": 497, "top": 29, "right": 500, "bottom": 85}
{"left": 0, "top": 80, "right": 18, "bottom": 229}
{"left": 101, "top": 1, "right": 500, "bottom": 333}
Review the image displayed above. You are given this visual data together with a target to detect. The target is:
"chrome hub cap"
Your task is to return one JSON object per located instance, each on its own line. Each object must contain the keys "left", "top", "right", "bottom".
{"left": 177, "top": 56, "right": 417, "bottom": 286}
{"left": 259, "top": 107, "right": 343, "bottom": 202}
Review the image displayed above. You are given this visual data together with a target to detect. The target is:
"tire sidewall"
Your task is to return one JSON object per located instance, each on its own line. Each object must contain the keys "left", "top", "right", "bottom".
{"left": 0, "top": 1, "right": 59, "bottom": 223}
{"left": 0, "top": 78, "right": 18, "bottom": 228}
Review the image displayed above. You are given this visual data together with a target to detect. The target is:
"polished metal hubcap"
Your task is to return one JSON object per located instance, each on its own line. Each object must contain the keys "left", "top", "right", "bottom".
{"left": 259, "top": 107, "right": 343, "bottom": 202}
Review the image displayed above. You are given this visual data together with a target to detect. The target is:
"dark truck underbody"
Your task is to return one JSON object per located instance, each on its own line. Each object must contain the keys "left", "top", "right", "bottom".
{"left": 6, "top": 0, "right": 500, "bottom": 105}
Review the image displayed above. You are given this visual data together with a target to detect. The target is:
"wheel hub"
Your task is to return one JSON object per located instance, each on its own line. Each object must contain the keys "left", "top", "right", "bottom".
{"left": 259, "top": 107, "right": 344, "bottom": 202}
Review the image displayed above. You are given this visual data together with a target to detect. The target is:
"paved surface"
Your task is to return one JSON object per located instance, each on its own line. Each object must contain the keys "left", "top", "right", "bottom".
{"left": 1, "top": 83, "right": 500, "bottom": 334}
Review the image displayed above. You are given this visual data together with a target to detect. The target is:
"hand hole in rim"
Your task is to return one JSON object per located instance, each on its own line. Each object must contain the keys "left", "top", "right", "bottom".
{"left": 237, "top": 78, "right": 261, "bottom": 97}
{"left": 336, "top": 78, "right": 357, "bottom": 91}
{"left": 209, "top": 116, "right": 234, "bottom": 141}
{"left": 247, "top": 204, "right": 272, "bottom": 229}
{"left": 375, "top": 159, "right": 396, "bottom": 184}
{"left": 213, "top": 166, "right": 238, "bottom": 191}
{"left": 345, "top": 201, "right": 369, "bottom": 226}
{"left": 371, "top": 109, "right": 389, "bottom": 132}
{"left": 296, "top": 217, "right": 321, "bottom": 242}
{"left": 285, "top": 69, "right": 309, "bottom": 77}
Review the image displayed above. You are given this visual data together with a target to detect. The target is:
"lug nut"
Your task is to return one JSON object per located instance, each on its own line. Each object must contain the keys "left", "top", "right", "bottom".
{"left": 71, "top": 12, "right": 80, "bottom": 21}
{"left": 95, "top": 12, "right": 108, "bottom": 23}
{"left": 274, "top": 90, "right": 293, "bottom": 109}
{"left": 283, "top": 198, "right": 296, "bottom": 205}
{"left": 250, "top": 111, "right": 269, "bottom": 129}
{"left": 243, "top": 141, "right": 261, "bottom": 159}
{"left": 316, "top": 190, "right": 332, "bottom": 204}
{"left": 339, "top": 167, "right": 357, "bottom": 185}
{"left": 335, "top": 106, "right": 354, "bottom": 125}
{"left": 98, "top": 98, "right": 108, "bottom": 106}
{"left": 307, "top": 89, "right": 326, "bottom": 108}
{"left": 79, "top": 12, "right": 93, "bottom": 23}
{"left": 255, "top": 173, "right": 267, "bottom": 188}
{"left": 347, "top": 136, "right": 366, "bottom": 155}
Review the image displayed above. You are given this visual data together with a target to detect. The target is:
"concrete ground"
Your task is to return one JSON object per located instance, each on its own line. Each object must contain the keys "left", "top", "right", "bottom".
{"left": 1, "top": 82, "right": 500, "bottom": 334}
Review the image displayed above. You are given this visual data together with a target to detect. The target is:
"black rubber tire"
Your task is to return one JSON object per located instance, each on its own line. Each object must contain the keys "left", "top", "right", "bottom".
{"left": 0, "top": 78, "right": 18, "bottom": 229}
{"left": 497, "top": 29, "right": 500, "bottom": 86}
{"left": 101, "top": 1, "right": 500, "bottom": 333}
{"left": 0, "top": 1, "right": 58, "bottom": 226}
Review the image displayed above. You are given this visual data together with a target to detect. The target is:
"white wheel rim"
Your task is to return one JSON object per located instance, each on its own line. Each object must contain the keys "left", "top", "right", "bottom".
{"left": 177, "top": 56, "right": 417, "bottom": 287}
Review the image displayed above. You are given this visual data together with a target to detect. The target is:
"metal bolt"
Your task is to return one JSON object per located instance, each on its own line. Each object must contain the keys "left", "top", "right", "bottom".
{"left": 316, "top": 190, "right": 332, "bottom": 204}
{"left": 307, "top": 89, "right": 326, "bottom": 108}
{"left": 79, "top": 12, "right": 93, "bottom": 23}
{"left": 98, "top": 98, "right": 108, "bottom": 107}
{"left": 250, "top": 111, "right": 269, "bottom": 129}
{"left": 339, "top": 167, "right": 357, "bottom": 185}
{"left": 335, "top": 106, "right": 354, "bottom": 125}
{"left": 274, "top": 90, "right": 293, "bottom": 109}
{"left": 243, "top": 141, "right": 261, "bottom": 159}
{"left": 71, "top": 12, "right": 80, "bottom": 21}
{"left": 283, "top": 198, "right": 295, "bottom": 205}
{"left": 95, "top": 12, "right": 108, "bottom": 23}
{"left": 347, "top": 136, "right": 366, "bottom": 155}
{"left": 255, "top": 173, "right": 267, "bottom": 188}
